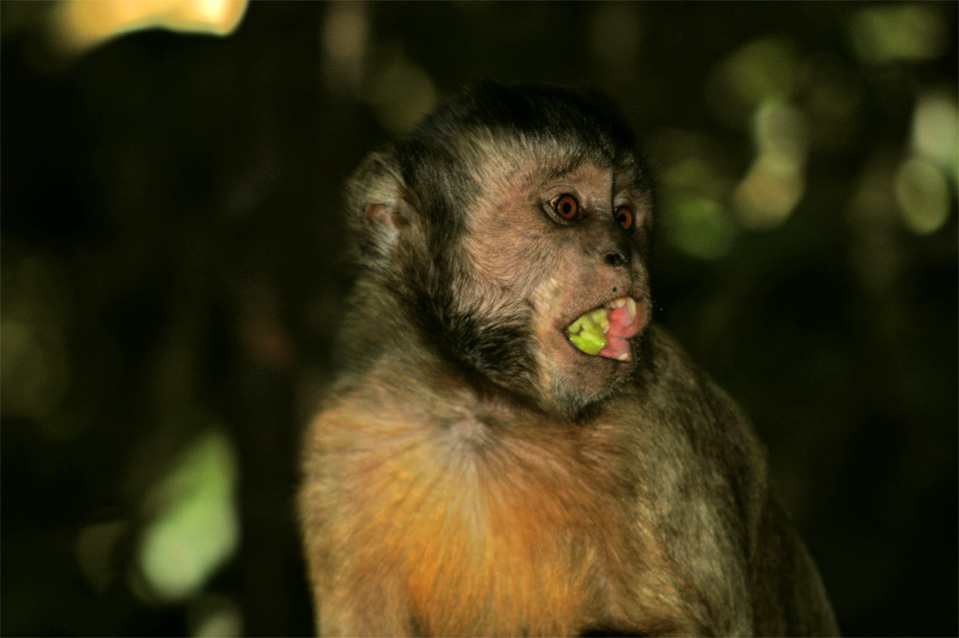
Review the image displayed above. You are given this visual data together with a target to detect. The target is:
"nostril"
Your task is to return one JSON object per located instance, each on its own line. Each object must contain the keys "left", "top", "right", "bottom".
{"left": 605, "top": 251, "right": 629, "bottom": 268}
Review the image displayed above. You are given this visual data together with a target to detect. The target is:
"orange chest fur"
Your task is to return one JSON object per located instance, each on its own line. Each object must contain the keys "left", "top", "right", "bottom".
{"left": 339, "top": 427, "right": 626, "bottom": 635}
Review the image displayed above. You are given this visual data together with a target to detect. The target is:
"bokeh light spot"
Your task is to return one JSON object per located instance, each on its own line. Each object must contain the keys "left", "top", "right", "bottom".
{"left": 912, "top": 93, "right": 959, "bottom": 180}
{"left": 706, "top": 36, "right": 800, "bottom": 126}
{"left": 733, "top": 101, "right": 808, "bottom": 229}
{"left": 663, "top": 191, "right": 737, "bottom": 260}
{"left": 0, "top": 320, "right": 72, "bottom": 421}
{"left": 733, "top": 159, "right": 805, "bottom": 230}
{"left": 188, "top": 592, "right": 243, "bottom": 638}
{"left": 754, "top": 101, "right": 809, "bottom": 166}
{"left": 367, "top": 52, "right": 438, "bottom": 133}
{"left": 850, "top": 4, "right": 949, "bottom": 64}
{"left": 322, "top": 2, "right": 369, "bottom": 97}
{"left": 137, "top": 429, "right": 239, "bottom": 603}
{"left": 895, "top": 157, "right": 951, "bottom": 235}
{"left": 0, "top": 247, "right": 75, "bottom": 424}
{"left": 728, "top": 38, "right": 798, "bottom": 103}
{"left": 662, "top": 157, "right": 729, "bottom": 201}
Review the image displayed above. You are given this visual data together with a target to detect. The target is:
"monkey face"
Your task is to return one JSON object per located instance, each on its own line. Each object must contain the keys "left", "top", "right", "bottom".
{"left": 457, "top": 143, "right": 653, "bottom": 416}
{"left": 348, "top": 84, "right": 657, "bottom": 420}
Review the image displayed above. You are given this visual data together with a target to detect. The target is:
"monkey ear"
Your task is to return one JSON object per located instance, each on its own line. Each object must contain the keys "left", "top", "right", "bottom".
{"left": 346, "top": 151, "right": 412, "bottom": 263}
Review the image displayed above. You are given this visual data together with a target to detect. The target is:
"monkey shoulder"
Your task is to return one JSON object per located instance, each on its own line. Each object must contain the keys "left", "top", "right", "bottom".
{"left": 630, "top": 325, "right": 769, "bottom": 469}
{"left": 612, "top": 326, "right": 775, "bottom": 541}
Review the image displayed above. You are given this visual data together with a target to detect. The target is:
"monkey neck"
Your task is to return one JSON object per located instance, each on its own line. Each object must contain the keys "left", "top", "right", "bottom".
{"left": 337, "top": 276, "right": 464, "bottom": 376}
{"left": 337, "top": 276, "right": 581, "bottom": 423}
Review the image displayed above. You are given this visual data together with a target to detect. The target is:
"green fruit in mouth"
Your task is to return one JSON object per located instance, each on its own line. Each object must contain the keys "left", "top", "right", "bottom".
{"left": 566, "top": 308, "right": 609, "bottom": 355}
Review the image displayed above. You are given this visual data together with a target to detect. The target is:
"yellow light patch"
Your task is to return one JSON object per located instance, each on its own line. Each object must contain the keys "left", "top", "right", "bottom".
{"left": 54, "top": 0, "right": 249, "bottom": 55}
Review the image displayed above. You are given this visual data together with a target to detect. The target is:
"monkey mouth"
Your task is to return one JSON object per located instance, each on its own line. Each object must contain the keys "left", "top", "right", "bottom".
{"left": 565, "top": 297, "right": 645, "bottom": 362}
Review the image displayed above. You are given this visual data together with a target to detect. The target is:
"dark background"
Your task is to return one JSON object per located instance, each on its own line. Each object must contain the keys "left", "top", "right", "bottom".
{"left": 2, "top": 2, "right": 956, "bottom": 636}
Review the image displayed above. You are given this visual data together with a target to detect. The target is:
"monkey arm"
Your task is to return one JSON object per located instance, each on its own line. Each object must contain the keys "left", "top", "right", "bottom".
{"left": 748, "top": 493, "right": 840, "bottom": 636}
{"left": 636, "top": 328, "right": 840, "bottom": 636}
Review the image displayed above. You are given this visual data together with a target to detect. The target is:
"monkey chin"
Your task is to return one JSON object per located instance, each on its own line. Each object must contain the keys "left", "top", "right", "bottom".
{"left": 545, "top": 344, "right": 635, "bottom": 421}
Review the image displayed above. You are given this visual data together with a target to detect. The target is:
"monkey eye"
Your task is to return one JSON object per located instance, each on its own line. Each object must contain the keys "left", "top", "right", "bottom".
{"left": 615, "top": 206, "right": 634, "bottom": 230}
{"left": 550, "top": 194, "right": 580, "bottom": 220}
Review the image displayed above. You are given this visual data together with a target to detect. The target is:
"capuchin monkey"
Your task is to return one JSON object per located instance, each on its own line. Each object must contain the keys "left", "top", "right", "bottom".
{"left": 298, "top": 83, "right": 839, "bottom": 637}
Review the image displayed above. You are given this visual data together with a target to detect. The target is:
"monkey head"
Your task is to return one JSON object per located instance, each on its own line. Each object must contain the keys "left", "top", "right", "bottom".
{"left": 346, "top": 84, "right": 655, "bottom": 419}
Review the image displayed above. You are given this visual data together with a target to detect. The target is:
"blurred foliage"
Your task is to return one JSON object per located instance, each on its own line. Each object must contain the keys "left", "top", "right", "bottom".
{"left": 1, "top": 2, "right": 956, "bottom": 636}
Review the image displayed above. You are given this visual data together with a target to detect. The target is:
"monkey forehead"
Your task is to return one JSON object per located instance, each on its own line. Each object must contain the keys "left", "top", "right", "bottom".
{"left": 452, "top": 130, "right": 649, "bottom": 198}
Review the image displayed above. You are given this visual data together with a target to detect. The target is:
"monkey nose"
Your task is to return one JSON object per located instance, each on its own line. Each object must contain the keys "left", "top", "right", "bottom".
{"left": 590, "top": 229, "right": 632, "bottom": 268}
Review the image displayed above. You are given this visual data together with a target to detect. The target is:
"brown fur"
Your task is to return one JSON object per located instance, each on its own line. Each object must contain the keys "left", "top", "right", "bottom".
{"left": 298, "top": 85, "right": 838, "bottom": 636}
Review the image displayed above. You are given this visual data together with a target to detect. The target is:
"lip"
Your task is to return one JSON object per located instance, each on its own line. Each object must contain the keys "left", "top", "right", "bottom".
{"left": 564, "top": 296, "right": 645, "bottom": 362}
